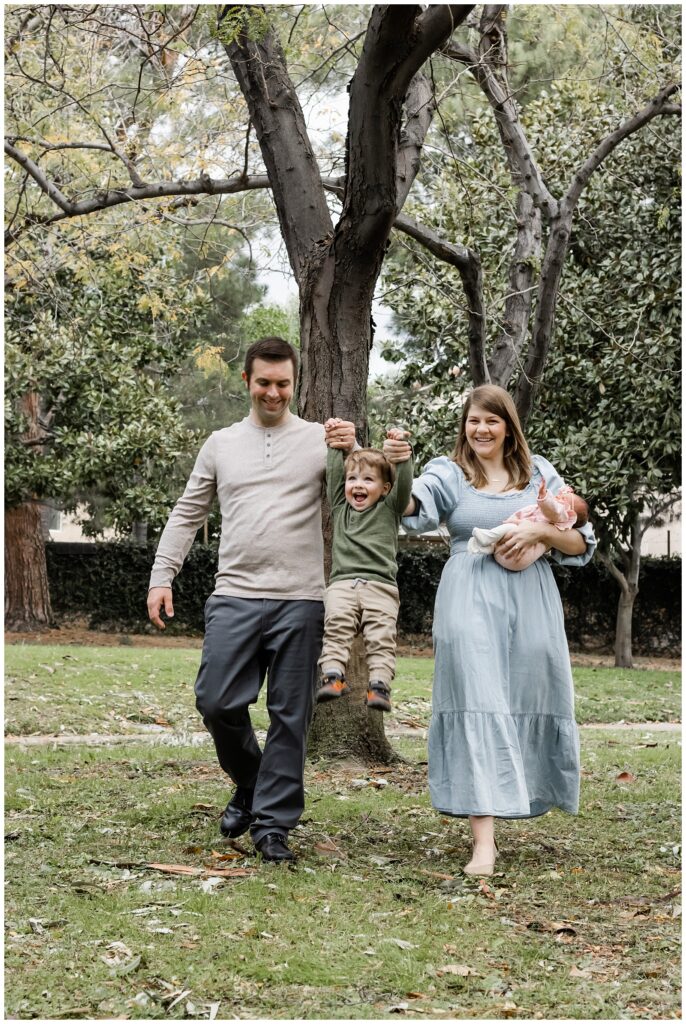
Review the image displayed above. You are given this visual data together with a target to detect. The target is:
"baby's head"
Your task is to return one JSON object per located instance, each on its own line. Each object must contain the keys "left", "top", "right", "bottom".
{"left": 571, "top": 494, "right": 589, "bottom": 527}
{"left": 344, "top": 449, "right": 394, "bottom": 512}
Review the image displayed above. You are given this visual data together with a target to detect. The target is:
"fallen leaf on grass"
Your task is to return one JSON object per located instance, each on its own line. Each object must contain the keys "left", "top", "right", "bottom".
{"left": 314, "top": 839, "right": 346, "bottom": 859}
{"left": 405, "top": 992, "right": 426, "bottom": 999}
{"left": 569, "top": 965, "right": 593, "bottom": 979}
{"left": 616, "top": 771, "right": 637, "bottom": 783}
{"left": 200, "top": 877, "right": 225, "bottom": 893}
{"left": 419, "top": 869, "right": 455, "bottom": 881}
{"left": 146, "top": 863, "right": 255, "bottom": 878}
{"left": 100, "top": 942, "right": 141, "bottom": 976}
{"left": 163, "top": 988, "right": 192, "bottom": 1010}
{"left": 389, "top": 938, "right": 418, "bottom": 950}
{"left": 436, "top": 964, "right": 477, "bottom": 977}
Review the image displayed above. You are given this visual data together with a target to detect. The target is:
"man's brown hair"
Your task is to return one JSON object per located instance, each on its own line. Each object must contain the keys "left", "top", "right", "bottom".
{"left": 244, "top": 336, "right": 298, "bottom": 381}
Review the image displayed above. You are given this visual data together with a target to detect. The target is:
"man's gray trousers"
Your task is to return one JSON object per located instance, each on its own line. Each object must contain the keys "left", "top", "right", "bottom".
{"left": 194, "top": 595, "right": 324, "bottom": 845}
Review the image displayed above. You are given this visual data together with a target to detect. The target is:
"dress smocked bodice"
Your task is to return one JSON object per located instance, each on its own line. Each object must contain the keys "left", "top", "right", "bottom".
{"left": 443, "top": 480, "right": 537, "bottom": 545}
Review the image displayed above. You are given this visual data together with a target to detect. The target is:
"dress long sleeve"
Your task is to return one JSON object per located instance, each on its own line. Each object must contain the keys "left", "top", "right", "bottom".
{"left": 402, "top": 457, "right": 460, "bottom": 533}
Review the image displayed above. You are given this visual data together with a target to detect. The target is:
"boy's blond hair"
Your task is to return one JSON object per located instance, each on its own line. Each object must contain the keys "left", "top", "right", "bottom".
{"left": 344, "top": 448, "right": 395, "bottom": 487}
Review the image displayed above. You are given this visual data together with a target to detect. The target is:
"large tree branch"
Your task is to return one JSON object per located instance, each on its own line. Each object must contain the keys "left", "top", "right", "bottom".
{"left": 488, "top": 192, "right": 541, "bottom": 385}
{"left": 395, "top": 73, "right": 436, "bottom": 211}
{"left": 564, "top": 82, "right": 681, "bottom": 210}
{"left": 394, "top": 212, "right": 487, "bottom": 384}
{"left": 443, "top": 39, "right": 559, "bottom": 218}
{"left": 342, "top": 5, "right": 474, "bottom": 257}
{"left": 220, "top": 6, "right": 333, "bottom": 284}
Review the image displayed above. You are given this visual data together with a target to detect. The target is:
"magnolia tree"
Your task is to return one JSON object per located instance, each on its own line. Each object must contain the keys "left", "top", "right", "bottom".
{"left": 4, "top": 5, "right": 681, "bottom": 748}
{"left": 374, "top": 33, "right": 681, "bottom": 667}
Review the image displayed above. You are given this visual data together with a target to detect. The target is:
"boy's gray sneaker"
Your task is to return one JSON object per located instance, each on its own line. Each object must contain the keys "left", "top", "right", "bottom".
{"left": 316, "top": 671, "right": 349, "bottom": 702}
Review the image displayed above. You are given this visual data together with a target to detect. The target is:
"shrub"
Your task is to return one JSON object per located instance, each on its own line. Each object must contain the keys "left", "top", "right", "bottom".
{"left": 45, "top": 541, "right": 681, "bottom": 655}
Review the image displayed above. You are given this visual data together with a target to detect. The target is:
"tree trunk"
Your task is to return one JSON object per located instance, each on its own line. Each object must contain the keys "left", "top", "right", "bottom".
{"left": 131, "top": 521, "right": 148, "bottom": 546}
{"left": 614, "top": 583, "right": 637, "bottom": 669}
{"left": 5, "top": 502, "right": 53, "bottom": 631}
{"left": 301, "top": 261, "right": 399, "bottom": 762}
{"left": 222, "top": 5, "right": 473, "bottom": 764}
{"left": 308, "top": 637, "right": 398, "bottom": 763}
{"left": 598, "top": 512, "right": 641, "bottom": 669}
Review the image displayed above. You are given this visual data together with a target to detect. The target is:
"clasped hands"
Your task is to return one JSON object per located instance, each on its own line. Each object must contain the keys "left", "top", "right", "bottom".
{"left": 324, "top": 417, "right": 357, "bottom": 451}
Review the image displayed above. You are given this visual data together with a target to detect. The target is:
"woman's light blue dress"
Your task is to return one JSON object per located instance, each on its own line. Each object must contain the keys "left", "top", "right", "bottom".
{"left": 403, "top": 455, "right": 596, "bottom": 819}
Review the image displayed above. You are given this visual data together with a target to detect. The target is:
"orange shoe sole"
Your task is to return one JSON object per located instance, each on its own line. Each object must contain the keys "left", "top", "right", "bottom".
{"left": 366, "top": 690, "right": 391, "bottom": 712}
{"left": 316, "top": 680, "right": 350, "bottom": 702}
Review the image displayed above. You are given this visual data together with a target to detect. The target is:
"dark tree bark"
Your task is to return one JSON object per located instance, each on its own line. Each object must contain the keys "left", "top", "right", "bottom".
{"left": 5, "top": 502, "right": 53, "bottom": 631}
{"left": 597, "top": 512, "right": 642, "bottom": 670}
{"left": 5, "top": 391, "right": 55, "bottom": 631}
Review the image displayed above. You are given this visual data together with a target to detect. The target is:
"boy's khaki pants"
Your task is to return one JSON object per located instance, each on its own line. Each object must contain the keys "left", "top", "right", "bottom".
{"left": 318, "top": 578, "right": 400, "bottom": 685}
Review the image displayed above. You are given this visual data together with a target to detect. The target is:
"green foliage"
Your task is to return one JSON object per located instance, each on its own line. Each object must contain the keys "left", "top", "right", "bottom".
{"left": 213, "top": 5, "right": 272, "bottom": 47}
{"left": 44, "top": 542, "right": 680, "bottom": 656}
{"left": 526, "top": 121, "right": 681, "bottom": 555}
{"left": 4, "top": 224, "right": 205, "bottom": 533}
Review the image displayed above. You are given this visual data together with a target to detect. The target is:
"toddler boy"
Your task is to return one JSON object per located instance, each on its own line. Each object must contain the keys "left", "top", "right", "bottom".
{"left": 317, "top": 425, "right": 413, "bottom": 713}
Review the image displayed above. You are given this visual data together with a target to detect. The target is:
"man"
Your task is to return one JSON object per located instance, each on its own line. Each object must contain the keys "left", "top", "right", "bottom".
{"left": 147, "top": 336, "right": 356, "bottom": 862}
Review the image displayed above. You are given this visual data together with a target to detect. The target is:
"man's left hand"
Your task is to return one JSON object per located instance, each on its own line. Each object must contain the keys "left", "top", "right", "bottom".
{"left": 325, "top": 418, "right": 357, "bottom": 452}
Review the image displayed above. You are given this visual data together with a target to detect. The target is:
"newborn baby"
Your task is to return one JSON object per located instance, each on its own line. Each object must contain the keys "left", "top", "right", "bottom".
{"left": 468, "top": 480, "right": 589, "bottom": 571}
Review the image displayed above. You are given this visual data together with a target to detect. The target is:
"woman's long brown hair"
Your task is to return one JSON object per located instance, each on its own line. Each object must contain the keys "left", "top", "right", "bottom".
{"left": 452, "top": 385, "right": 533, "bottom": 491}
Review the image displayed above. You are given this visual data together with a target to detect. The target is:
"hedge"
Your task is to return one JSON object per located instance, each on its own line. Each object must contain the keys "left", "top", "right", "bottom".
{"left": 45, "top": 541, "right": 681, "bottom": 656}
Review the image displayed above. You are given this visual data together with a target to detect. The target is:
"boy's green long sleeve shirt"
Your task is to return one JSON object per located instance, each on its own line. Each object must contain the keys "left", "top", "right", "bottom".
{"left": 327, "top": 447, "right": 414, "bottom": 586}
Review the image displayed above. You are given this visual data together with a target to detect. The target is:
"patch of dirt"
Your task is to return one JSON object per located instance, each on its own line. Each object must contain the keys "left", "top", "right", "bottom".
{"left": 5, "top": 624, "right": 204, "bottom": 649}
{"left": 4, "top": 624, "right": 680, "bottom": 671}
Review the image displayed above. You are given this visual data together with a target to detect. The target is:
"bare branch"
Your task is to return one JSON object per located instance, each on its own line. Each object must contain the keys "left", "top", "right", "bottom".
{"left": 564, "top": 82, "right": 681, "bottom": 210}
{"left": 443, "top": 40, "right": 559, "bottom": 217}
{"left": 5, "top": 139, "right": 74, "bottom": 214}
{"left": 394, "top": 212, "right": 487, "bottom": 384}
{"left": 396, "top": 73, "right": 436, "bottom": 211}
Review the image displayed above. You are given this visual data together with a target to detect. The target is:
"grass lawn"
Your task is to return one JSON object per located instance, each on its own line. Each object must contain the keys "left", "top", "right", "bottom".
{"left": 4, "top": 644, "right": 682, "bottom": 1018}
{"left": 4, "top": 646, "right": 681, "bottom": 738}
{"left": 5, "top": 729, "right": 681, "bottom": 1020}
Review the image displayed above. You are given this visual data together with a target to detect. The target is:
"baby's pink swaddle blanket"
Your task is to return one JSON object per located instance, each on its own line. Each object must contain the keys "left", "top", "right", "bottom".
{"left": 505, "top": 483, "right": 578, "bottom": 531}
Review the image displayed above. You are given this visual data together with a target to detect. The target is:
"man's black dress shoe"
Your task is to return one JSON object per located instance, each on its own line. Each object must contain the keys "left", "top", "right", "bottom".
{"left": 254, "top": 832, "right": 295, "bottom": 863}
{"left": 219, "top": 787, "right": 254, "bottom": 838}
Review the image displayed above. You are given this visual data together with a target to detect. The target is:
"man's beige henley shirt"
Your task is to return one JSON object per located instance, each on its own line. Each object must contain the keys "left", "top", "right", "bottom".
{"left": 149, "top": 414, "right": 327, "bottom": 601}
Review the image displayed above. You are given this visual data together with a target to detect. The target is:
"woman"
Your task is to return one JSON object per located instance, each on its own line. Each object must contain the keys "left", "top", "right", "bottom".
{"left": 385, "top": 385, "right": 595, "bottom": 876}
